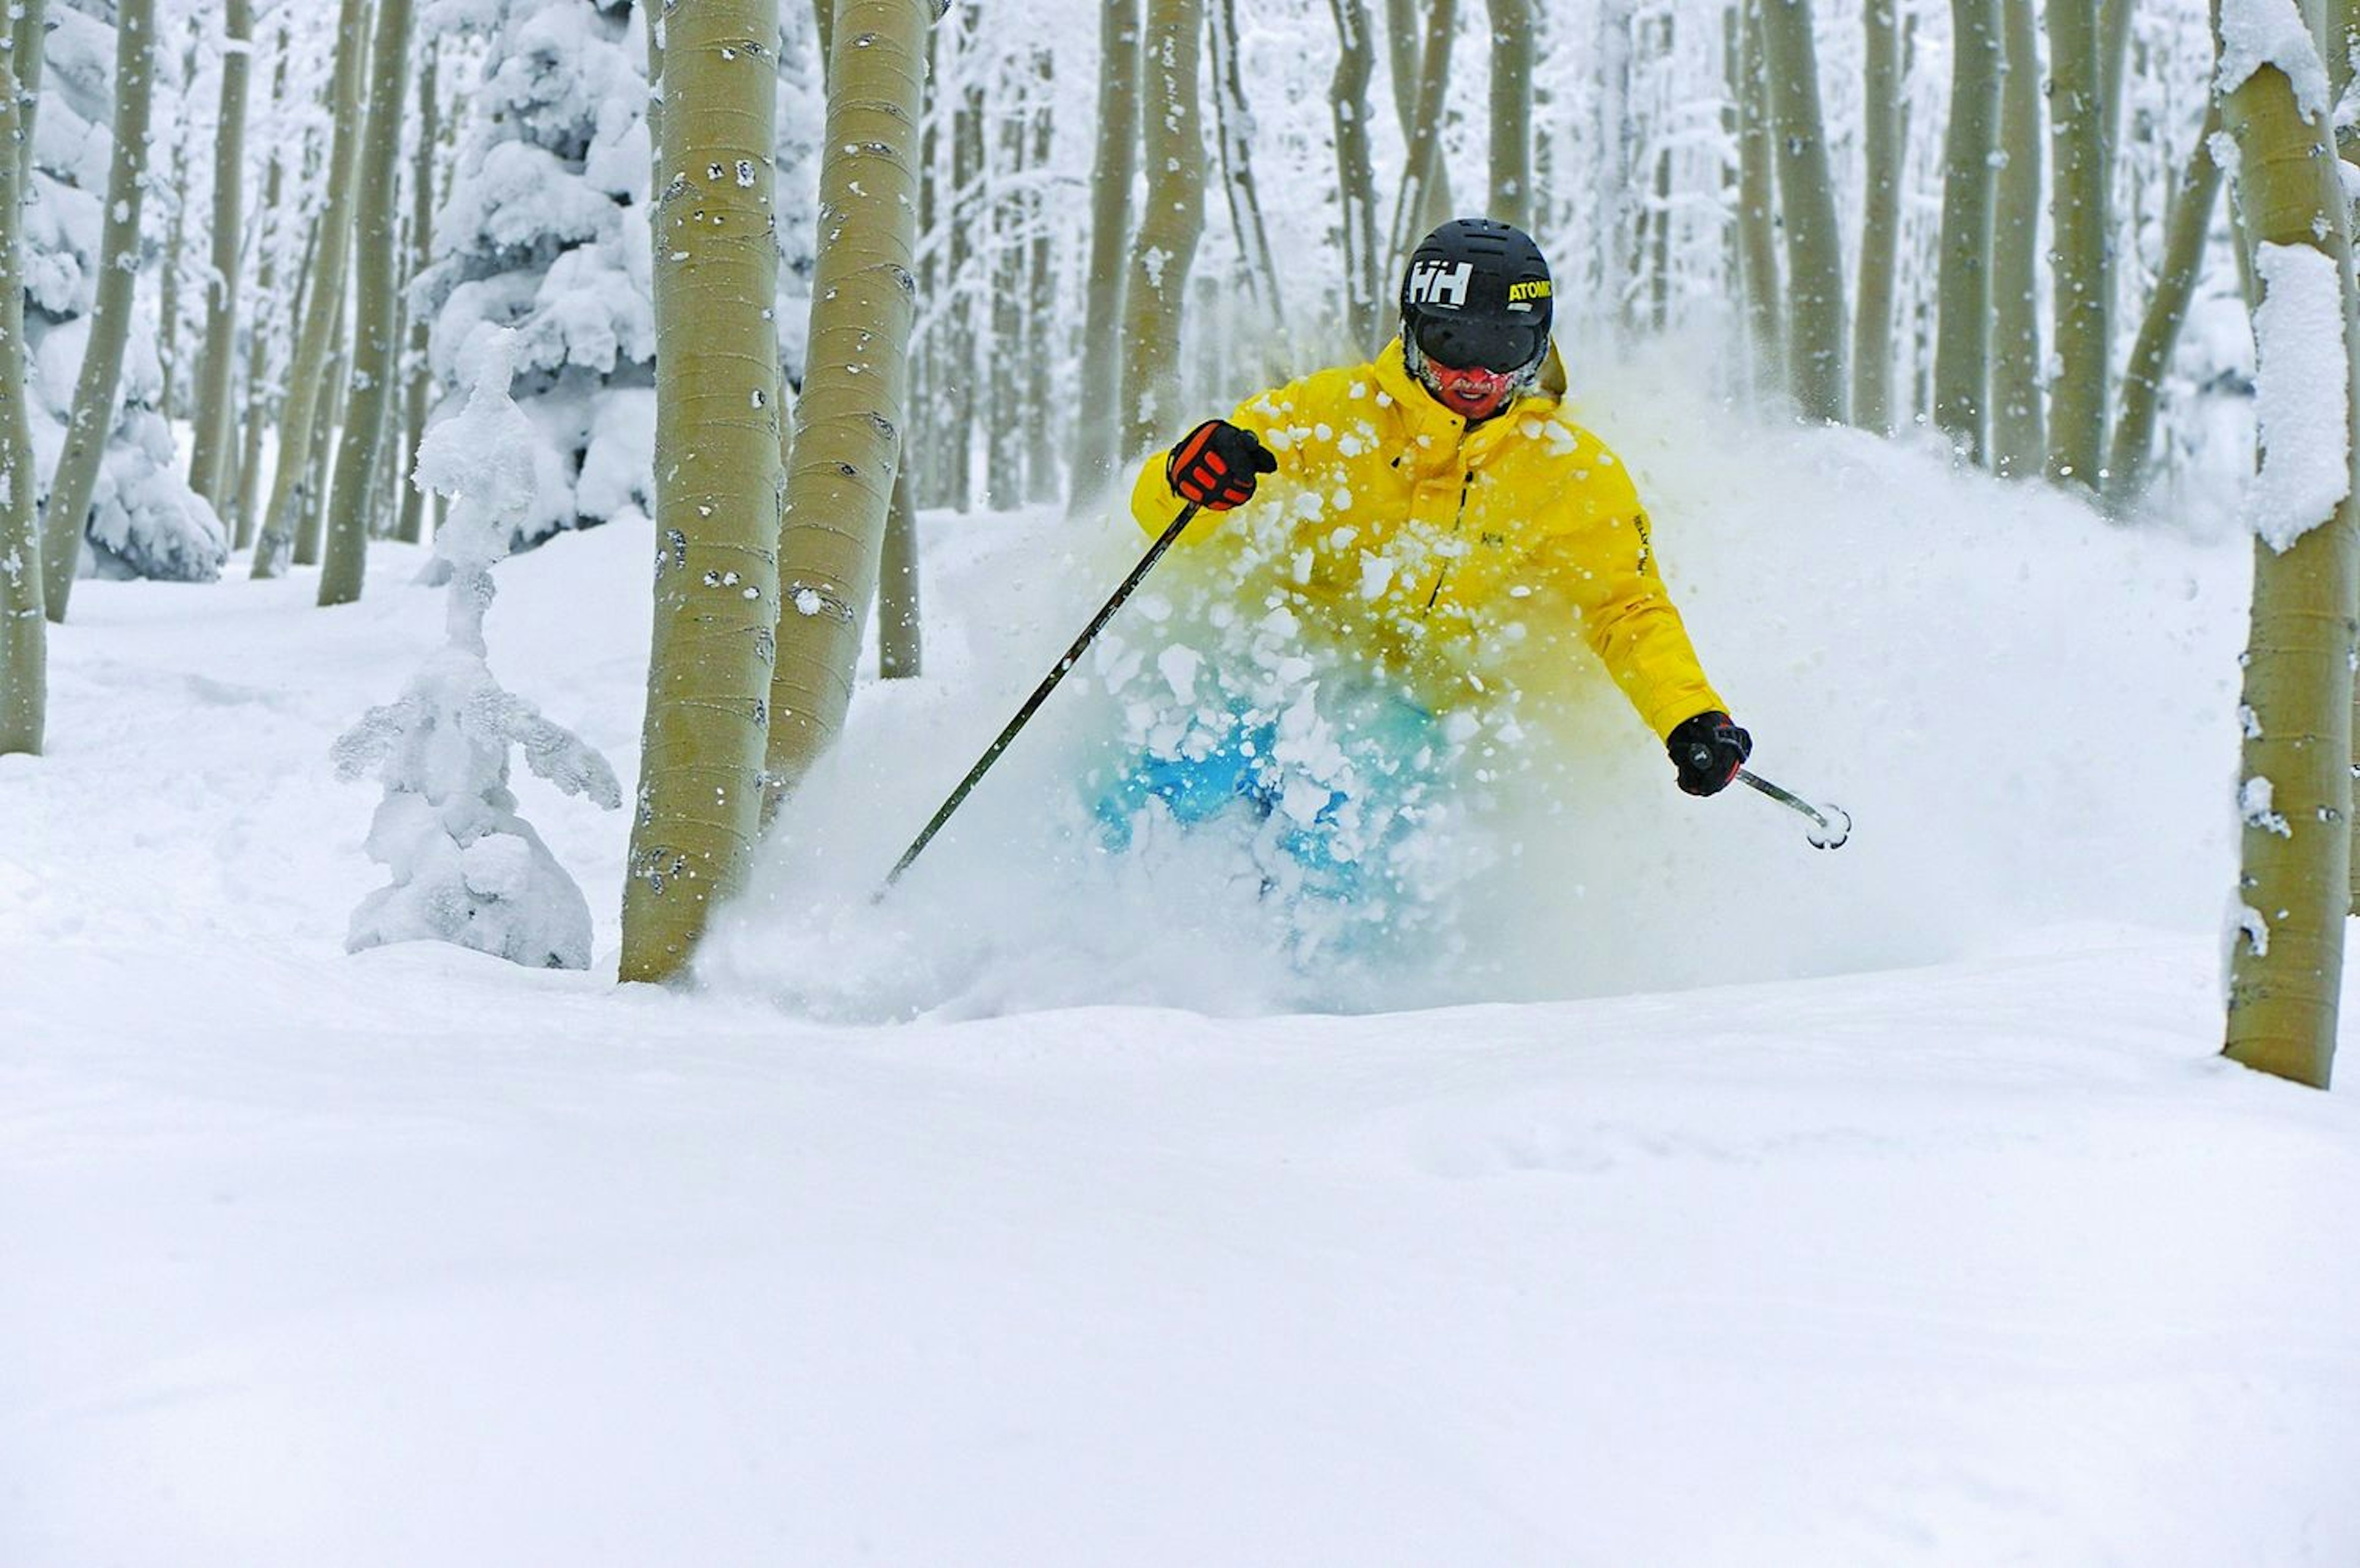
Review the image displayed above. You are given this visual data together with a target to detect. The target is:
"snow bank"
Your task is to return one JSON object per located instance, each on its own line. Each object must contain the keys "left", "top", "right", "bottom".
{"left": 5, "top": 335, "right": 2357, "bottom": 1568}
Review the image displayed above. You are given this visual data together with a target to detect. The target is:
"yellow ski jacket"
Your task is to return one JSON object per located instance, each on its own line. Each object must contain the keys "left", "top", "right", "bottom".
{"left": 1130, "top": 338, "right": 1727, "bottom": 740}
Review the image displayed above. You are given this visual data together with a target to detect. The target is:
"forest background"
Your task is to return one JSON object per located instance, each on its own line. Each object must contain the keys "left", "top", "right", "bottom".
{"left": 0, "top": 0, "right": 2342, "bottom": 1061}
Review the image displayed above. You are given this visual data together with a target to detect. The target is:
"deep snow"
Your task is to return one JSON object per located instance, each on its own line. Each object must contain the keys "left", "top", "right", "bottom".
{"left": 6, "top": 383, "right": 2359, "bottom": 1565}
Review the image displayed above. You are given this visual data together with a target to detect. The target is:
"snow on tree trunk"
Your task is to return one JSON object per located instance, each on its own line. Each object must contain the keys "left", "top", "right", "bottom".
{"left": 411, "top": 0, "right": 658, "bottom": 557}
{"left": 332, "top": 330, "right": 621, "bottom": 970}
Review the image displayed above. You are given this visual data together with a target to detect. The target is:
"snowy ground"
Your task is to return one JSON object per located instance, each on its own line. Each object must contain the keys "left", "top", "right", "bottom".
{"left": 6, "top": 390, "right": 2359, "bottom": 1564}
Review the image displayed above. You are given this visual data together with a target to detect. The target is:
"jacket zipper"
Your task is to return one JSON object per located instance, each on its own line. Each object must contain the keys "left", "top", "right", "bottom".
{"left": 1422, "top": 468, "right": 1477, "bottom": 615}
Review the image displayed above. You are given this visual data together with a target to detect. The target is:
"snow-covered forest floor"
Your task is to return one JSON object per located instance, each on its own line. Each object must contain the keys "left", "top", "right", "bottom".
{"left": 7, "top": 374, "right": 2359, "bottom": 1563}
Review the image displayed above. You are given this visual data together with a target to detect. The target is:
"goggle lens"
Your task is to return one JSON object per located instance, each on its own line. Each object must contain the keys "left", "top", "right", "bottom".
{"left": 1415, "top": 315, "right": 1545, "bottom": 375}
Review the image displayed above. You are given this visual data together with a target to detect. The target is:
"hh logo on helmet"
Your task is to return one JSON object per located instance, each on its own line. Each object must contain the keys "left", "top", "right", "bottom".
{"left": 1406, "top": 260, "right": 1474, "bottom": 308}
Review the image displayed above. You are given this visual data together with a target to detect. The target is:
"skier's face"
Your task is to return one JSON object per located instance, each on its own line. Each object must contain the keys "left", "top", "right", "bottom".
{"left": 1422, "top": 359, "right": 1517, "bottom": 421}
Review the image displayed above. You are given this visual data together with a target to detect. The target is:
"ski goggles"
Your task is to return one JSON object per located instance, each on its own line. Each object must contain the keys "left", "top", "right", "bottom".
{"left": 1412, "top": 313, "right": 1547, "bottom": 376}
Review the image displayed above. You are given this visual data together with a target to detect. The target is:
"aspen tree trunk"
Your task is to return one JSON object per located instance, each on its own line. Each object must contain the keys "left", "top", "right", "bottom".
{"left": 1736, "top": 0, "right": 1783, "bottom": 376}
{"left": 1326, "top": 0, "right": 1383, "bottom": 351}
{"left": 2337, "top": 0, "right": 2360, "bottom": 238}
{"left": 2098, "top": 0, "right": 2134, "bottom": 153}
{"left": 1385, "top": 0, "right": 1455, "bottom": 233}
{"left": 186, "top": 0, "right": 253, "bottom": 510}
{"left": 2045, "top": 0, "right": 2108, "bottom": 488}
{"left": 2220, "top": 58, "right": 2360, "bottom": 1089}
{"left": 251, "top": 0, "right": 369, "bottom": 580}
{"left": 1988, "top": 0, "right": 2043, "bottom": 475}
{"left": 318, "top": 0, "right": 412, "bottom": 608}
{"left": 1933, "top": 0, "right": 2002, "bottom": 460}
{"left": 1852, "top": 0, "right": 1903, "bottom": 431}
{"left": 1388, "top": 0, "right": 1458, "bottom": 276}
{"left": 985, "top": 62, "right": 1023, "bottom": 511}
{"left": 1066, "top": 0, "right": 1138, "bottom": 511}
{"left": 372, "top": 328, "right": 404, "bottom": 535}
{"left": 396, "top": 42, "right": 439, "bottom": 546}
{"left": 1755, "top": 0, "right": 1846, "bottom": 421}
{"left": 233, "top": 27, "right": 291, "bottom": 552}
{"left": 39, "top": 0, "right": 155, "bottom": 622}
{"left": 1485, "top": 0, "right": 1536, "bottom": 230}
{"left": 1023, "top": 47, "right": 1058, "bottom": 503}
{"left": 2335, "top": 0, "right": 2358, "bottom": 122}
{"left": 878, "top": 466, "right": 921, "bottom": 678}
{"left": 2109, "top": 103, "right": 2222, "bottom": 506}
{"left": 1721, "top": 6, "right": 1742, "bottom": 344}
{"left": 301, "top": 328, "right": 348, "bottom": 561}
{"left": 945, "top": 66, "right": 979, "bottom": 511}
{"left": 1646, "top": 15, "right": 1673, "bottom": 333}
{"left": 0, "top": 12, "right": 43, "bottom": 757}
{"left": 1596, "top": 0, "right": 1635, "bottom": 329}
{"left": 910, "top": 23, "right": 937, "bottom": 507}
{"left": 643, "top": 0, "right": 664, "bottom": 183}
{"left": 622, "top": 0, "right": 787, "bottom": 984}
{"left": 157, "top": 25, "right": 194, "bottom": 422}
{"left": 762, "top": 0, "right": 931, "bottom": 804}
{"left": 1206, "top": 0, "right": 1285, "bottom": 351}
{"left": 1119, "top": 0, "right": 1205, "bottom": 456}
{"left": 10, "top": 0, "right": 43, "bottom": 190}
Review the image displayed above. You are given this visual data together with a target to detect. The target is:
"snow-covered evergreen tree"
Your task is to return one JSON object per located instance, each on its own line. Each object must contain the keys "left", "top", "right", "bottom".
{"left": 411, "top": 0, "right": 820, "bottom": 554}
{"left": 411, "top": 0, "right": 657, "bottom": 552}
{"left": 26, "top": 4, "right": 224, "bottom": 581}
{"left": 332, "top": 331, "right": 621, "bottom": 970}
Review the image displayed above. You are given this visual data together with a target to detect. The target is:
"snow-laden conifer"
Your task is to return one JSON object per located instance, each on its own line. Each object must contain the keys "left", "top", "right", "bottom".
{"left": 411, "top": 0, "right": 658, "bottom": 552}
{"left": 332, "top": 332, "right": 621, "bottom": 971}
{"left": 24, "top": 5, "right": 222, "bottom": 584}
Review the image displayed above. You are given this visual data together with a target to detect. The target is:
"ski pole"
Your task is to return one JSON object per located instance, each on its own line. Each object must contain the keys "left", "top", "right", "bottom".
{"left": 1735, "top": 767, "right": 1852, "bottom": 849}
{"left": 881, "top": 502, "right": 1204, "bottom": 891}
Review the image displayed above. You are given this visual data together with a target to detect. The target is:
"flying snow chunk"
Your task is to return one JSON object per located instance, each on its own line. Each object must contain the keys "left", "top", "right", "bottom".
{"left": 1158, "top": 645, "right": 1201, "bottom": 704}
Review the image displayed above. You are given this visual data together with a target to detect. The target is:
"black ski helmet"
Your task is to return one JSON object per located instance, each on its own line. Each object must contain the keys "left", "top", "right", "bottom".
{"left": 1398, "top": 218, "right": 1554, "bottom": 383}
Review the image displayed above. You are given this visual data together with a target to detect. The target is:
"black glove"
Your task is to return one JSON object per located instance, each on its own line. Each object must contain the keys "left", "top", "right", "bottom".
{"left": 1166, "top": 419, "right": 1277, "bottom": 511}
{"left": 1667, "top": 710, "right": 1752, "bottom": 797}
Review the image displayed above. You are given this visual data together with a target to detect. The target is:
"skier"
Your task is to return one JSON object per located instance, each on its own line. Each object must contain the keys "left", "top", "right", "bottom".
{"left": 1103, "top": 218, "right": 1752, "bottom": 923}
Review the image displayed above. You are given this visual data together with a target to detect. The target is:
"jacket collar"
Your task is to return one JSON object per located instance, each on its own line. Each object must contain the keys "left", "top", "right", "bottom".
{"left": 1368, "top": 335, "right": 1564, "bottom": 467}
